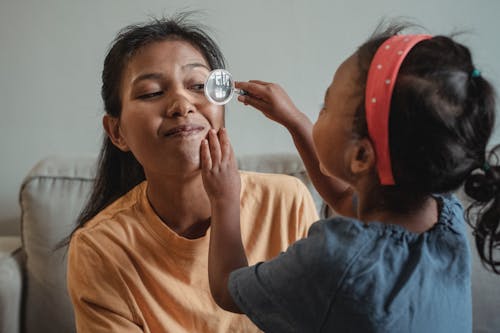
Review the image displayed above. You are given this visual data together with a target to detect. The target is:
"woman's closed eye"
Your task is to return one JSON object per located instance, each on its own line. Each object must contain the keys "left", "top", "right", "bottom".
{"left": 190, "top": 83, "right": 205, "bottom": 92}
{"left": 137, "top": 91, "right": 164, "bottom": 100}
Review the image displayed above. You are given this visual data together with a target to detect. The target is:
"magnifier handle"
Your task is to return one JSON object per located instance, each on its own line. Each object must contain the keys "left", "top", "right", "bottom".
{"left": 234, "top": 88, "right": 248, "bottom": 96}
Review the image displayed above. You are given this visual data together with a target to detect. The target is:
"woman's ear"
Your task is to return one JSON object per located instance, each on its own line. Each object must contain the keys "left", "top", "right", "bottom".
{"left": 103, "top": 115, "right": 130, "bottom": 152}
{"left": 349, "top": 138, "right": 375, "bottom": 176}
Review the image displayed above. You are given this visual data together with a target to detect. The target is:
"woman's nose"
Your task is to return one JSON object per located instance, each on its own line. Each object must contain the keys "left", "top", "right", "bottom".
{"left": 165, "top": 91, "right": 195, "bottom": 117}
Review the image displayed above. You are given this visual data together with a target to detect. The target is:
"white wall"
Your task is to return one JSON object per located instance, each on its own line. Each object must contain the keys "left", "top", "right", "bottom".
{"left": 1, "top": 0, "right": 499, "bottom": 235}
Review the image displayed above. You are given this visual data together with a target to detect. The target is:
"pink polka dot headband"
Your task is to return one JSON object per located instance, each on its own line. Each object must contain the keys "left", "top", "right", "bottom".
{"left": 365, "top": 34, "right": 432, "bottom": 185}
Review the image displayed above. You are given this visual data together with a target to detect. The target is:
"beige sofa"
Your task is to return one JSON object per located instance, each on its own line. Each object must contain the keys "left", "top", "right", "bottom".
{"left": 0, "top": 154, "right": 498, "bottom": 333}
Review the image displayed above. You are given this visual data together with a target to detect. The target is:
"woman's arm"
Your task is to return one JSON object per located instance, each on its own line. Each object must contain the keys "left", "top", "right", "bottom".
{"left": 200, "top": 128, "right": 244, "bottom": 313}
{"left": 235, "top": 81, "right": 355, "bottom": 217}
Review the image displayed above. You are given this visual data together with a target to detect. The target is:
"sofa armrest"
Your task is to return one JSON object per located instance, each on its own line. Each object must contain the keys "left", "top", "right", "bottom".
{"left": 0, "top": 236, "right": 23, "bottom": 333}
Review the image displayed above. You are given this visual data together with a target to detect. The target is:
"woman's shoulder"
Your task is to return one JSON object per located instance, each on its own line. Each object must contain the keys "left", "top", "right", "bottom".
{"left": 240, "top": 170, "right": 310, "bottom": 194}
{"left": 240, "top": 170, "right": 304, "bottom": 182}
{"left": 75, "top": 182, "right": 147, "bottom": 241}
{"left": 239, "top": 171, "right": 318, "bottom": 222}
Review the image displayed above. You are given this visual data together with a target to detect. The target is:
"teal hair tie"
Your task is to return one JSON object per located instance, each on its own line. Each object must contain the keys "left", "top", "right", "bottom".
{"left": 472, "top": 69, "right": 481, "bottom": 78}
{"left": 483, "top": 162, "right": 491, "bottom": 172}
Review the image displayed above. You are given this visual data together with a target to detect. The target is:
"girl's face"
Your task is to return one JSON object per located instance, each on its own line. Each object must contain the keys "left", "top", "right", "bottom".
{"left": 111, "top": 40, "right": 224, "bottom": 177}
{"left": 312, "top": 53, "right": 363, "bottom": 183}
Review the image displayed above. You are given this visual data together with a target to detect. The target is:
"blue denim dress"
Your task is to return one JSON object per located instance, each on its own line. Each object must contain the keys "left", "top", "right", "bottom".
{"left": 229, "top": 195, "right": 471, "bottom": 332}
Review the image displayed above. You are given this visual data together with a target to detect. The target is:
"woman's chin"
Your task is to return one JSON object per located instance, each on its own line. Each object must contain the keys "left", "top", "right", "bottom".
{"left": 175, "top": 156, "right": 202, "bottom": 174}
{"left": 148, "top": 149, "right": 202, "bottom": 176}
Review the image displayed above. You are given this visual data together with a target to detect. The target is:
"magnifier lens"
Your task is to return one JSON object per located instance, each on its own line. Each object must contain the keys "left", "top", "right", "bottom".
{"left": 204, "top": 69, "right": 235, "bottom": 105}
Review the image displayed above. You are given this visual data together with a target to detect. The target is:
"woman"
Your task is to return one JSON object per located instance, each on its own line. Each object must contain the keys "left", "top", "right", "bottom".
{"left": 66, "top": 14, "right": 319, "bottom": 333}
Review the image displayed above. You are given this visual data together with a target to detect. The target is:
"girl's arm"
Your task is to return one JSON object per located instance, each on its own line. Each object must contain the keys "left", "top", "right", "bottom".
{"left": 235, "top": 81, "right": 355, "bottom": 217}
{"left": 201, "top": 128, "right": 244, "bottom": 313}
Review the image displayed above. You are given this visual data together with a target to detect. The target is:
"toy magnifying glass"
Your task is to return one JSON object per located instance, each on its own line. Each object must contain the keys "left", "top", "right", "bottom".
{"left": 204, "top": 69, "right": 247, "bottom": 105}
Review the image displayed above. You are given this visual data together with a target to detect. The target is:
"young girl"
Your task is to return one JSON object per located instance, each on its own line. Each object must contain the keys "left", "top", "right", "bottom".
{"left": 201, "top": 25, "right": 498, "bottom": 332}
{"left": 65, "top": 14, "right": 319, "bottom": 333}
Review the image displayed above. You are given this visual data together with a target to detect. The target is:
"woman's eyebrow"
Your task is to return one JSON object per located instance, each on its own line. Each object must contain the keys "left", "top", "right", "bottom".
{"left": 131, "top": 63, "right": 209, "bottom": 85}
{"left": 182, "top": 62, "right": 210, "bottom": 71}
{"left": 132, "top": 72, "right": 164, "bottom": 85}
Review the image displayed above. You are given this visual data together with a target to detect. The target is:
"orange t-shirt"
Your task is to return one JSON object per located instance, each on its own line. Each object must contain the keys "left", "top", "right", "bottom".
{"left": 67, "top": 171, "right": 319, "bottom": 333}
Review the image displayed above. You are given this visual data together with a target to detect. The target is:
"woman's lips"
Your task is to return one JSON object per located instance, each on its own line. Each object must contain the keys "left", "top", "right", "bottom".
{"left": 163, "top": 124, "right": 205, "bottom": 137}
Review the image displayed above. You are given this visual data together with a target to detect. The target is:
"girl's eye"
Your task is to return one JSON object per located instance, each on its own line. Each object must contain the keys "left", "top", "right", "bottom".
{"left": 190, "top": 83, "right": 205, "bottom": 92}
{"left": 138, "top": 91, "right": 163, "bottom": 99}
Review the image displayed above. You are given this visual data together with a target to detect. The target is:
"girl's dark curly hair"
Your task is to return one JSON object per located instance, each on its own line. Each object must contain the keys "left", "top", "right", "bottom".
{"left": 352, "top": 23, "right": 499, "bottom": 273}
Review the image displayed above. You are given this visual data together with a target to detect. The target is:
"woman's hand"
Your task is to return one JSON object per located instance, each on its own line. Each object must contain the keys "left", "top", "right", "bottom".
{"left": 235, "top": 80, "right": 304, "bottom": 130}
{"left": 200, "top": 128, "right": 241, "bottom": 204}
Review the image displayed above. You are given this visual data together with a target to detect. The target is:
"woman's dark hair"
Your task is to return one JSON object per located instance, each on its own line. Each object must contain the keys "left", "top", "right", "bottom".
{"left": 59, "top": 13, "right": 226, "bottom": 247}
{"left": 352, "top": 23, "right": 499, "bottom": 273}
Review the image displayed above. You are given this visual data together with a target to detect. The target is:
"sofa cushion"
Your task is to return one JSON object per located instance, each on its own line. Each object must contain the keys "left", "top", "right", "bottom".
{"left": 19, "top": 155, "right": 96, "bottom": 333}
{"left": 0, "top": 236, "right": 22, "bottom": 333}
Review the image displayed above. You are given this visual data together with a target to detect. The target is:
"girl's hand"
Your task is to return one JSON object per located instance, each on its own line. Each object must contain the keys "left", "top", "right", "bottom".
{"left": 202, "top": 128, "right": 246, "bottom": 314}
{"left": 200, "top": 128, "right": 241, "bottom": 204}
{"left": 235, "top": 80, "right": 303, "bottom": 130}
{"left": 236, "top": 81, "right": 355, "bottom": 217}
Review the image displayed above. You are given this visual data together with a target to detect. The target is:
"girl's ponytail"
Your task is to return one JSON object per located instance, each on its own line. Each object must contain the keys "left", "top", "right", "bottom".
{"left": 465, "top": 146, "right": 500, "bottom": 274}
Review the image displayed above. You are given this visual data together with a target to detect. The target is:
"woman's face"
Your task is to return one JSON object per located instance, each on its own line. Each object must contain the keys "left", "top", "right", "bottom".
{"left": 116, "top": 40, "right": 224, "bottom": 177}
{"left": 312, "top": 53, "right": 363, "bottom": 183}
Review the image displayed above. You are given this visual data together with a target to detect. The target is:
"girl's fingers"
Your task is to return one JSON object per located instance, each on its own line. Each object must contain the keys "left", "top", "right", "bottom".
{"left": 207, "top": 129, "right": 222, "bottom": 168}
{"left": 235, "top": 81, "right": 269, "bottom": 97}
{"left": 200, "top": 139, "right": 212, "bottom": 171}
{"left": 218, "top": 128, "right": 233, "bottom": 164}
{"left": 248, "top": 79, "right": 270, "bottom": 85}
{"left": 237, "top": 94, "right": 269, "bottom": 112}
